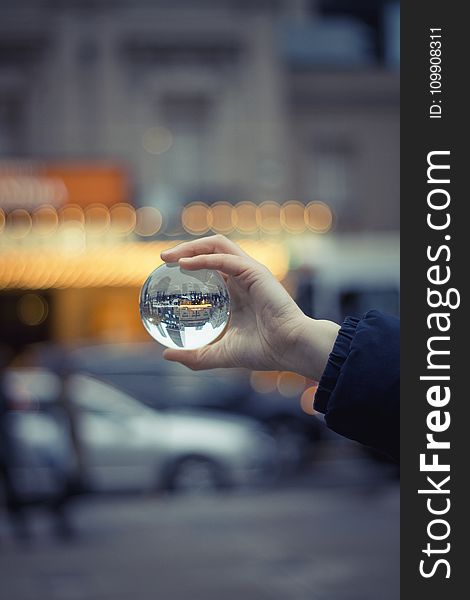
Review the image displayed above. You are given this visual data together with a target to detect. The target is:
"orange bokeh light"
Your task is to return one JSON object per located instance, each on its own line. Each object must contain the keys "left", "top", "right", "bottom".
{"left": 257, "top": 201, "right": 282, "bottom": 234}
{"left": 109, "top": 203, "right": 136, "bottom": 235}
{"left": 135, "top": 206, "right": 163, "bottom": 237}
{"left": 209, "top": 202, "right": 237, "bottom": 234}
{"left": 300, "top": 385, "right": 319, "bottom": 415}
{"left": 276, "top": 371, "right": 306, "bottom": 397}
{"left": 281, "top": 201, "right": 306, "bottom": 234}
{"left": 304, "top": 201, "right": 333, "bottom": 233}
{"left": 182, "top": 202, "right": 211, "bottom": 235}
{"left": 234, "top": 202, "right": 258, "bottom": 234}
{"left": 250, "top": 371, "right": 278, "bottom": 394}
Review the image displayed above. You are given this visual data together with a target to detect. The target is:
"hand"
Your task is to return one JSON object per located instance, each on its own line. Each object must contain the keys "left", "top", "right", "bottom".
{"left": 160, "top": 235, "right": 339, "bottom": 381}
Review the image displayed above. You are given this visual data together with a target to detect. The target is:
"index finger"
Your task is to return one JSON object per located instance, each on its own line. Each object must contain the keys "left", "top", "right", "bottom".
{"left": 161, "top": 235, "right": 246, "bottom": 262}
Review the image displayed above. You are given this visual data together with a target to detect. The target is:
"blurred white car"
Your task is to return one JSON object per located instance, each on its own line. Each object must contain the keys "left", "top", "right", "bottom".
{"left": 6, "top": 370, "right": 277, "bottom": 494}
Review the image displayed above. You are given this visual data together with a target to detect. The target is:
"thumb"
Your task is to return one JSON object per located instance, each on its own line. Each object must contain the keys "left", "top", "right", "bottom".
{"left": 162, "top": 344, "right": 225, "bottom": 370}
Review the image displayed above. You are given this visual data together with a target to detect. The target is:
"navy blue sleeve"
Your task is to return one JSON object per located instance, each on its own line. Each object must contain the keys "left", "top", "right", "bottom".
{"left": 314, "top": 310, "right": 400, "bottom": 462}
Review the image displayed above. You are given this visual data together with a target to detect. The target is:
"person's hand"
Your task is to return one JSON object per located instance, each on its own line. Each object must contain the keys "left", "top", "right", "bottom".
{"left": 160, "top": 235, "right": 339, "bottom": 381}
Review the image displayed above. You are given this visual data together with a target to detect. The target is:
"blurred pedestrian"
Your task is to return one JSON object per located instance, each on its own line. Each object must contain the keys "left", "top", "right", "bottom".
{"left": 54, "top": 350, "right": 86, "bottom": 493}
{"left": 44, "top": 348, "right": 87, "bottom": 539}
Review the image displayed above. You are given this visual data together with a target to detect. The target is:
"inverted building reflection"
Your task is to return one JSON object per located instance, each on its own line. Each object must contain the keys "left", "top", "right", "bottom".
{"left": 141, "top": 285, "right": 229, "bottom": 348}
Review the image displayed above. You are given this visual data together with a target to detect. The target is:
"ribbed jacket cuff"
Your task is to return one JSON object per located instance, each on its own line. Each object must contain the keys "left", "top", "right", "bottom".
{"left": 314, "top": 316, "right": 360, "bottom": 413}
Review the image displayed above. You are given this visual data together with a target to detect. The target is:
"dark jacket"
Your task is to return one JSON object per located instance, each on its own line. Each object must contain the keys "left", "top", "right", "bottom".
{"left": 314, "top": 310, "right": 400, "bottom": 462}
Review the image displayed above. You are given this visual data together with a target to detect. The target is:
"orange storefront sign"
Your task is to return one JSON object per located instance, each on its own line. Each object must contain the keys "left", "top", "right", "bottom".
{"left": 0, "top": 161, "right": 130, "bottom": 209}
{"left": 44, "top": 163, "right": 129, "bottom": 206}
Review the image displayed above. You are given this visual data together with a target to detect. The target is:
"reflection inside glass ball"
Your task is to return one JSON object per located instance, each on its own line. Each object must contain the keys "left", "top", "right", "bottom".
{"left": 139, "top": 263, "right": 230, "bottom": 350}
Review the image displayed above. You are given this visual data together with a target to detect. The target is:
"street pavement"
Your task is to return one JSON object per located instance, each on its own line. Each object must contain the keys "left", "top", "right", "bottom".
{"left": 1, "top": 452, "right": 399, "bottom": 600}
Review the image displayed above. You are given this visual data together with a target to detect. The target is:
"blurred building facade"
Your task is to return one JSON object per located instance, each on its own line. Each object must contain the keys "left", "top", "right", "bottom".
{"left": 0, "top": 0, "right": 399, "bottom": 352}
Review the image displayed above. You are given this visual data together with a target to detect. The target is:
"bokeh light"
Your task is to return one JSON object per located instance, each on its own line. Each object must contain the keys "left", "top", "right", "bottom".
{"left": 181, "top": 202, "right": 211, "bottom": 235}
{"left": 209, "top": 202, "right": 237, "bottom": 234}
{"left": 59, "top": 204, "right": 85, "bottom": 225}
{"left": 234, "top": 202, "right": 258, "bottom": 234}
{"left": 250, "top": 371, "right": 278, "bottom": 394}
{"left": 6, "top": 209, "right": 32, "bottom": 238}
{"left": 135, "top": 206, "right": 163, "bottom": 237}
{"left": 17, "top": 293, "right": 49, "bottom": 326}
{"left": 110, "top": 203, "right": 136, "bottom": 235}
{"left": 142, "top": 126, "right": 173, "bottom": 155}
{"left": 276, "top": 372, "right": 306, "bottom": 397}
{"left": 257, "top": 201, "right": 282, "bottom": 234}
{"left": 304, "top": 201, "right": 333, "bottom": 233}
{"left": 32, "top": 205, "right": 59, "bottom": 237}
{"left": 85, "top": 204, "right": 111, "bottom": 235}
{"left": 300, "top": 385, "right": 319, "bottom": 415}
{"left": 281, "top": 201, "right": 306, "bottom": 234}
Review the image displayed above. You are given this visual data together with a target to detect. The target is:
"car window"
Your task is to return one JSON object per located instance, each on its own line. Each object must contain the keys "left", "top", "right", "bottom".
{"left": 97, "top": 370, "right": 248, "bottom": 410}
{"left": 69, "top": 375, "right": 144, "bottom": 417}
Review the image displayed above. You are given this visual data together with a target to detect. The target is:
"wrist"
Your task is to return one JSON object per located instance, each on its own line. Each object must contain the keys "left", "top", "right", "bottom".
{"left": 285, "top": 315, "right": 340, "bottom": 381}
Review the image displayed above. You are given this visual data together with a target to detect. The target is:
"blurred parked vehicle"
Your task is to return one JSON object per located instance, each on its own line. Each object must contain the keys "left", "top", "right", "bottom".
{"left": 5, "top": 370, "right": 278, "bottom": 495}
{"left": 63, "top": 343, "right": 327, "bottom": 467}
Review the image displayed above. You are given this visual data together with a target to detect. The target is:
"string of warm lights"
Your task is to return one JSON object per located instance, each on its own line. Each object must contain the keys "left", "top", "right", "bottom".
{"left": 0, "top": 240, "right": 289, "bottom": 290}
{"left": 0, "top": 199, "right": 330, "bottom": 290}
{"left": 1, "top": 200, "right": 333, "bottom": 238}
{"left": 0, "top": 203, "right": 162, "bottom": 239}
{"left": 182, "top": 201, "right": 333, "bottom": 235}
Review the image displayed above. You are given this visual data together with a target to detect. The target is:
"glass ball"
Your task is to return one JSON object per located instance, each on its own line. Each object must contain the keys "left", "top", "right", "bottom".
{"left": 139, "top": 263, "right": 230, "bottom": 350}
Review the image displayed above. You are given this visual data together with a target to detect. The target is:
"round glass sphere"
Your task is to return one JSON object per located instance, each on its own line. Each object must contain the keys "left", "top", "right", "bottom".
{"left": 139, "top": 263, "right": 230, "bottom": 350}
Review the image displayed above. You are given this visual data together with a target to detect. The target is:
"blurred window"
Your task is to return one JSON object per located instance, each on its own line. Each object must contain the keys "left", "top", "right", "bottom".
{"left": 0, "top": 94, "right": 25, "bottom": 156}
{"left": 305, "top": 143, "right": 354, "bottom": 210}
{"left": 316, "top": 0, "right": 388, "bottom": 62}
{"left": 159, "top": 94, "right": 212, "bottom": 188}
{"left": 124, "top": 40, "right": 240, "bottom": 69}
{"left": 280, "top": 18, "right": 375, "bottom": 68}
{"left": 70, "top": 375, "right": 143, "bottom": 418}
